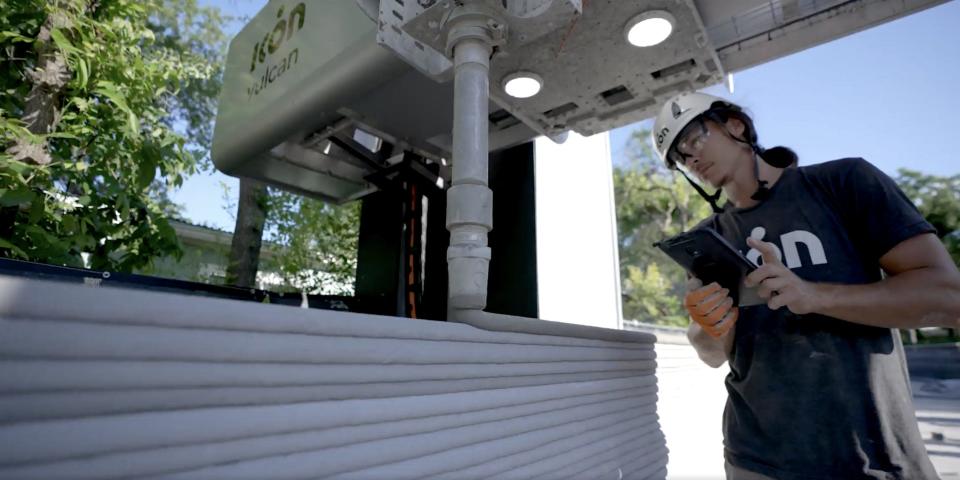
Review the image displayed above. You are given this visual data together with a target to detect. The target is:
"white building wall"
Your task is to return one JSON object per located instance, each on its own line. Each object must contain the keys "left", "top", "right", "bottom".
{"left": 534, "top": 131, "right": 730, "bottom": 478}
{"left": 534, "top": 132, "right": 624, "bottom": 330}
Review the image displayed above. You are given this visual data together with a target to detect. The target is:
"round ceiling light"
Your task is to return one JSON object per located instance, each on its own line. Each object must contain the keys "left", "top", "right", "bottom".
{"left": 503, "top": 72, "right": 542, "bottom": 99}
{"left": 625, "top": 11, "right": 675, "bottom": 47}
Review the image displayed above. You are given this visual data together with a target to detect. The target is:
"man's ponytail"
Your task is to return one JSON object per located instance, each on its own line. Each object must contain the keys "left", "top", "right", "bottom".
{"left": 759, "top": 146, "right": 798, "bottom": 168}
{"left": 705, "top": 102, "right": 799, "bottom": 169}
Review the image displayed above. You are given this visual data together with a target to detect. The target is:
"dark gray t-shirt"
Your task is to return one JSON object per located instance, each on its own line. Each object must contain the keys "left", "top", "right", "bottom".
{"left": 700, "top": 158, "right": 939, "bottom": 479}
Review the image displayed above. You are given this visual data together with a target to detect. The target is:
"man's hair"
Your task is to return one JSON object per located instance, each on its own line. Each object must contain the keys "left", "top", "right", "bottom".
{"left": 703, "top": 101, "right": 798, "bottom": 168}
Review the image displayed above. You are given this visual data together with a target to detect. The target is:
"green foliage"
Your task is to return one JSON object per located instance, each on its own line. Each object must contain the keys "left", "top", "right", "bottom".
{"left": 895, "top": 169, "right": 960, "bottom": 265}
{"left": 146, "top": 0, "right": 231, "bottom": 161}
{"left": 0, "top": 0, "right": 226, "bottom": 271}
{"left": 615, "top": 129, "right": 711, "bottom": 326}
{"left": 265, "top": 190, "right": 360, "bottom": 296}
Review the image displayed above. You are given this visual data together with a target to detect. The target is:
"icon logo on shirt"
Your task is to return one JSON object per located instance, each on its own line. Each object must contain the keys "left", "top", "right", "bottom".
{"left": 745, "top": 226, "right": 828, "bottom": 269}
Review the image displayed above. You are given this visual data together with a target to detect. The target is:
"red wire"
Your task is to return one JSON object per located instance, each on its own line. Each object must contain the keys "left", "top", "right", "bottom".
{"left": 556, "top": 0, "right": 586, "bottom": 56}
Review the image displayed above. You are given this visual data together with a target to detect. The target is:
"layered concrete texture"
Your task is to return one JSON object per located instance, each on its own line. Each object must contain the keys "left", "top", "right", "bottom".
{"left": 0, "top": 275, "right": 665, "bottom": 479}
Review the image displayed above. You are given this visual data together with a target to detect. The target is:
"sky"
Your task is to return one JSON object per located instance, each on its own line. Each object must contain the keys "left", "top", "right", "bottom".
{"left": 177, "top": 0, "right": 960, "bottom": 232}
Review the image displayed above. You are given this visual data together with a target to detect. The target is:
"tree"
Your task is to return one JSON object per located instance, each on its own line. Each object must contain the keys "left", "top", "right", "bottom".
{"left": 0, "top": 0, "right": 227, "bottom": 271}
{"left": 265, "top": 190, "right": 360, "bottom": 296}
{"left": 614, "top": 129, "right": 712, "bottom": 326}
{"left": 225, "top": 177, "right": 268, "bottom": 288}
{"left": 221, "top": 179, "right": 361, "bottom": 294}
{"left": 147, "top": 0, "right": 229, "bottom": 165}
{"left": 895, "top": 169, "right": 960, "bottom": 265}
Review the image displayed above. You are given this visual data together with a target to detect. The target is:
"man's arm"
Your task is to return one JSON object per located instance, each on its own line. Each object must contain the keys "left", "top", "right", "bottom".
{"left": 817, "top": 233, "right": 960, "bottom": 328}
{"left": 746, "top": 233, "right": 960, "bottom": 329}
{"left": 687, "top": 320, "right": 734, "bottom": 368}
{"left": 684, "top": 277, "right": 737, "bottom": 367}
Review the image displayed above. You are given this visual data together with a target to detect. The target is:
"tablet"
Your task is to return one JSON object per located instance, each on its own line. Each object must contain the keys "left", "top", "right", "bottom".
{"left": 654, "top": 228, "right": 764, "bottom": 307}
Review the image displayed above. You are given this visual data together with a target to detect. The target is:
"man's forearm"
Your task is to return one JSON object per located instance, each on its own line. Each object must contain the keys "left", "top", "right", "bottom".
{"left": 687, "top": 321, "right": 735, "bottom": 368}
{"left": 814, "top": 267, "right": 960, "bottom": 329}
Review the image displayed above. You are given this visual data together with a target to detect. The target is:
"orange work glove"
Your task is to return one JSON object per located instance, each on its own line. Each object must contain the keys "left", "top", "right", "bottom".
{"left": 684, "top": 280, "right": 738, "bottom": 338}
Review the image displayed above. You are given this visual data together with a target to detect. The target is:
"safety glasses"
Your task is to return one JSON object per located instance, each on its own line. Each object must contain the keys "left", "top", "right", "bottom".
{"left": 667, "top": 119, "right": 710, "bottom": 167}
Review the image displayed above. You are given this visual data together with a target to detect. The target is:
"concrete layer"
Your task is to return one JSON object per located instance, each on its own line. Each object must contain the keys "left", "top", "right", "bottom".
{"left": 0, "top": 275, "right": 664, "bottom": 479}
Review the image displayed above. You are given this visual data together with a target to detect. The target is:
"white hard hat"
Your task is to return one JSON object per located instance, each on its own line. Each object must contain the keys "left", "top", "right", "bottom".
{"left": 652, "top": 92, "right": 727, "bottom": 166}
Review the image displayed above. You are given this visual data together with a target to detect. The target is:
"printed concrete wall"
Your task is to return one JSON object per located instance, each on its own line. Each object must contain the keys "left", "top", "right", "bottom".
{"left": 0, "top": 276, "right": 667, "bottom": 479}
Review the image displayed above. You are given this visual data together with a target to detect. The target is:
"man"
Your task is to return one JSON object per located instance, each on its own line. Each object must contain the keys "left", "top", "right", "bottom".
{"left": 653, "top": 91, "right": 960, "bottom": 479}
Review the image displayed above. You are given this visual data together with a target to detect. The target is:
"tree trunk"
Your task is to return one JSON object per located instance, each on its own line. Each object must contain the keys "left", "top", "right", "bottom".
{"left": 1, "top": 4, "right": 76, "bottom": 244}
{"left": 11, "top": 4, "right": 75, "bottom": 165}
{"left": 226, "top": 178, "right": 268, "bottom": 288}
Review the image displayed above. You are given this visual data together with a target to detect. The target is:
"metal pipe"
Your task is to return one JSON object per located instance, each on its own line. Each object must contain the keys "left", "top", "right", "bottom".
{"left": 446, "top": 35, "right": 494, "bottom": 317}
{"left": 451, "top": 38, "right": 491, "bottom": 185}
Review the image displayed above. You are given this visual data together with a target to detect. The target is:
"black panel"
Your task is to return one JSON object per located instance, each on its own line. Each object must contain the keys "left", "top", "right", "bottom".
{"left": 486, "top": 141, "right": 538, "bottom": 318}
{"left": 419, "top": 172, "right": 449, "bottom": 321}
{"left": 354, "top": 143, "right": 537, "bottom": 320}
{"left": 354, "top": 190, "right": 405, "bottom": 316}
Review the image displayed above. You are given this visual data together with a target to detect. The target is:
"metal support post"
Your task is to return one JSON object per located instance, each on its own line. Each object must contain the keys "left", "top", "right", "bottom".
{"left": 444, "top": 6, "right": 505, "bottom": 319}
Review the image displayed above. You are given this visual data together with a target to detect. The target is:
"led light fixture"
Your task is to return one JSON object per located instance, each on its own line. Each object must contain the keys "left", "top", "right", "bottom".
{"left": 503, "top": 72, "right": 543, "bottom": 98}
{"left": 625, "top": 11, "right": 675, "bottom": 47}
